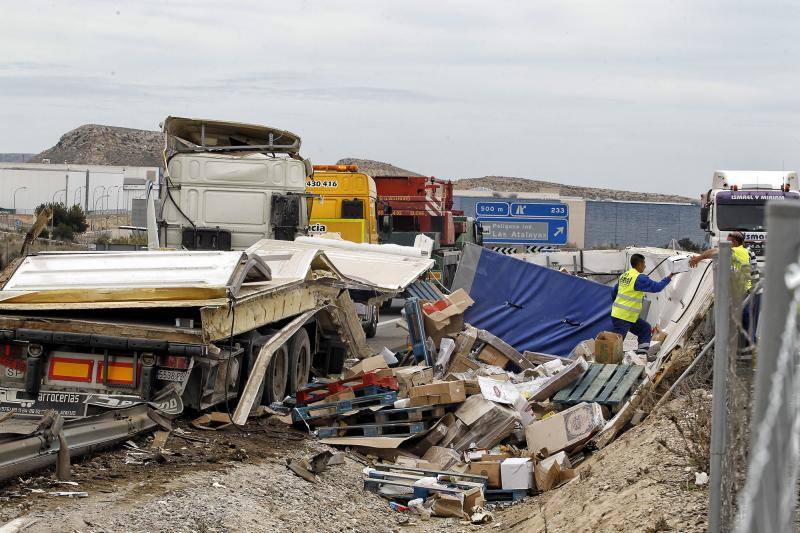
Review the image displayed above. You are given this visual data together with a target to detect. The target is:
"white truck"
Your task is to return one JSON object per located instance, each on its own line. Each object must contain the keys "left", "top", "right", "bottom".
{"left": 700, "top": 170, "right": 800, "bottom": 261}
{"left": 158, "top": 117, "right": 312, "bottom": 250}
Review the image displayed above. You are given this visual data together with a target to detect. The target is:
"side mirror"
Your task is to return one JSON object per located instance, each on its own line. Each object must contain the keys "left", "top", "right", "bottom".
{"left": 700, "top": 205, "right": 709, "bottom": 230}
{"left": 381, "top": 215, "right": 393, "bottom": 235}
{"left": 303, "top": 158, "right": 313, "bottom": 177}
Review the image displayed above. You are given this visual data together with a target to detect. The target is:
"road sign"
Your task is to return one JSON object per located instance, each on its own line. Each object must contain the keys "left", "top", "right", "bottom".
{"left": 475, "top": 201, "right": 509, "bottom": 217}
{"left": 14, "top": 220, "right": 21, "bottom": 230}
{"left": 478, "top": 216, "right": 568, "bottom": 245}
{"left": 509, "top": 202, "right": 568, "bottom": 218}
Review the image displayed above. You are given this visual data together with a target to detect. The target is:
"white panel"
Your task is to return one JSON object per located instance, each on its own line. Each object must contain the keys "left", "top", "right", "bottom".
{"left": 204, "top": 191, "right": 266, "bottom": 225}
{"left": 3, "top": 251, "right": 245, "bottom": 290}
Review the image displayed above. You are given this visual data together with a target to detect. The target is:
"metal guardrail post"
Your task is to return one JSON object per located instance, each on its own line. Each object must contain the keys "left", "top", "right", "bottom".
{"left": 741, "top": 202, "right": 800, "bottom": 531}
{"left": 708, "top": 241, "right": 731, "bottom": 533}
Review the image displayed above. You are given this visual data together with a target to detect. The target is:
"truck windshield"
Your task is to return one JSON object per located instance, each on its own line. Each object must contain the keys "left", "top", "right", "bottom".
{"left": 716, "top": 203, "right": 766, "bottom": 231}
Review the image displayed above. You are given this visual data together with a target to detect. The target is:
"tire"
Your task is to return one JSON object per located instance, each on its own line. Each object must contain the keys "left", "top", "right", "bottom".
{"left": 263, "top": 344, "right": 289, "bottom": 405}
{"left": 365, "top": 304, "right": 378, "bottom": 338}
{"left": 288, "top": 328, "right": 312, "bottom": 393}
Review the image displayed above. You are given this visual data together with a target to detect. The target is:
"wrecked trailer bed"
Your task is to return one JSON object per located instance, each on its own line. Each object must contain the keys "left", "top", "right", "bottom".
{"left": 0, "top": 241, "right": 432, "bottom": 479}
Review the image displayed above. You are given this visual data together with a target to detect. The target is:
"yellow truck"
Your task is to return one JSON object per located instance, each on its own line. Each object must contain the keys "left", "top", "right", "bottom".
{"left": 306, "top": 165, "right": 381, "bottom": 244}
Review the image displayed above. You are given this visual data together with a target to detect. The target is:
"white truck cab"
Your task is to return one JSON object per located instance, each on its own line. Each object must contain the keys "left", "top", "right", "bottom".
{"left": 701, "top": 170, "right": 800, "bottom": 261}
{"left": 159, "top": 117, "right": 313, "bottom": 250}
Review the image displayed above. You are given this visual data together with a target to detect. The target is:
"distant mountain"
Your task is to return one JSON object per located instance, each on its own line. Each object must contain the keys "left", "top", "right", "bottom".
{"left": 454, "top": 175, "right": 696, "bottom": 204}
{"left": 32, "top": 124, "right": 163, "bottom": 167}
{"left": 336, "top": 158, "right": 421, "bottom": 177}
{"left": 0, "top": 153, "right": 34, "bottom": 163}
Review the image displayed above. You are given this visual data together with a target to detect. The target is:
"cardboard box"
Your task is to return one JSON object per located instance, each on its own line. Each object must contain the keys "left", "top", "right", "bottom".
{"left": 534, "top": 451, "right": 576, "bottom": 491}
{"left": 422, "top": 289, "right": 474, "bottom": 345}
{"left": 409, "top": 381, "right": 466, "bottom": 407}
{"left": 525, "top": 402, "right": 605, "bottom": 456}
{"left": 344, "top": 355, "right": 387, "bottom": 378}
{"left": 477, "top": 344, "right": 510, "bottom": 368}
{"left": 468, "top": 461, "right": 502, "bottom": 488}
{"left": 393, "top": 366, "right": 433, "bottom": 395}
{"left": 448, "top": 355, "right": 480, "bottom": 375}
{"left": 667, "top": 255, "right": 691, "bottom": 274}
{"left": 455, "top": 394, "right": 495, "bottom": 426}
{"left": 501, "top": 458, "right": 533, "bottom": 490}
{"left": 422, "top": 445, "right": 462, "bottom": 470}
{"left": 476, "top": 329, "right": 532, "bottom": 370}
{"left": 594, "top": 332, "right": 623, "bottom": 364}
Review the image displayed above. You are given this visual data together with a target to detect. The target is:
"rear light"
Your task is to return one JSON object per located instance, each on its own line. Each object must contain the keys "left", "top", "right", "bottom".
{"left": 785, "top": 184, "right": 791, "bottom": 192}
{"left": 97, "top": 361, "right": 135, "bottom": 385}
{"left": 49, "top": 357, "right": 93, "bottom": 383}
{"left": 732, "top": 185, "right": 738, "bottom": 191}
{"left": 0, "top": 344, "right": 27, "bottom": 373}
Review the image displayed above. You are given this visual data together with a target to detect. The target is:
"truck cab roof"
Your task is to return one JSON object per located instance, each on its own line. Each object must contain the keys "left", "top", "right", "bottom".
{"left": 712, "top": 170, "right": 798, "bottom": 191}
{"left": 163, "top": 116, "right": 302, "bottom": 156}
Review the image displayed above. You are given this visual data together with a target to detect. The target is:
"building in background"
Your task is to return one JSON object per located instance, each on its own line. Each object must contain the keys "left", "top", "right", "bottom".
{"left": 454, "top": 189, "right": 704, "bottom": 251}
{"left": 0, "top": 163, "right": 160, "bottom": 214}
{"left": 583, "top": 200, "right": 705, "bottom": 250}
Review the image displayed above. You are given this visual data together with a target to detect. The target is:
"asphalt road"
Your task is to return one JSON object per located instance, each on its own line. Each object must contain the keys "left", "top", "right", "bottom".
{"left": 365, "top": 300, "right": 409, "bottom": 354}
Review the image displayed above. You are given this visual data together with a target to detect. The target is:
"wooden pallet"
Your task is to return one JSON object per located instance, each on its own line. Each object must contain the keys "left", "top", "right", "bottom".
{"left": 292, "top": 391, "right": 397, "bottom": 422}
{"left": 484, "top": 488, "right": 528, "bottom": 502}
{"left": 317, "top": 420, "right": 427, "bottom": 438}
{"left": 553, "top": 363, "right": 644, "bottom": 411}
{"left": 296, "top": 372, "right": 398, "bottom": 405}
{"left": 373, "top": 405, "right": 447, "bottom": 424}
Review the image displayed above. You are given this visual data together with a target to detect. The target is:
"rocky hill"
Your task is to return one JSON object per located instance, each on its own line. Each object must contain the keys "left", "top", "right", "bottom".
{"left": 336, "top": 158, "right": 421, "bottom": 177}
{"left": 32, "top": 125, "right": 163, "bottom": 167}
{"left": 338, "top": 159, "right": 695, "bottom": 203}
{"left": 0, "top": 153, "right": 34, "bottom": 163}
{"left": 454, "top": 175, "right": 696, "bottom": 203}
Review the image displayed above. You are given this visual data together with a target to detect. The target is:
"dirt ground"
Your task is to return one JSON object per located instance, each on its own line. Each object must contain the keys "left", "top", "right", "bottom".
{"left": 0, "top": 392, "right": 711, "bottom": 533}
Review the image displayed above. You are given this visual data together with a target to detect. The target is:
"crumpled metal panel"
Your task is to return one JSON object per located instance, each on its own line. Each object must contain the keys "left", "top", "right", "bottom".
{"left": 247, "top": 239, "right": 434, "bottom": 291}
{"left": 2, "top": 250, "right": 249, "bottom": 291}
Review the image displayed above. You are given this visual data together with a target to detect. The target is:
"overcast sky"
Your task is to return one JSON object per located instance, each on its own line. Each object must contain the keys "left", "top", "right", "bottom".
{"left": 2, "top": 0, "right": 798, "bottom": 196}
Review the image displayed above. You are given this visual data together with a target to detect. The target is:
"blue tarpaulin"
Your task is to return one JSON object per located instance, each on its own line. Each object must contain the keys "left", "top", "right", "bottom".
{"left": 452, "top": 245, "right": 614, "bottom": 356}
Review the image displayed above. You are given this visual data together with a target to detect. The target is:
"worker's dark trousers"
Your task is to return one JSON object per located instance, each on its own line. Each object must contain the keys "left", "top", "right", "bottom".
{"left": 610, "top": 316, "right": 652, "bottom": 345}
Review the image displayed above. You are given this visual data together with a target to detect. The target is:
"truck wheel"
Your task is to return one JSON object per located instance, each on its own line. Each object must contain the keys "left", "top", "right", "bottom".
{"left": 263, "top": 344, "right": 289, "bottom": 405}
{"left": 365, "top": 304, "right": 378, "bottom": 338}
{"left": 288, "top": 328, "right": 312, "bottom": 393}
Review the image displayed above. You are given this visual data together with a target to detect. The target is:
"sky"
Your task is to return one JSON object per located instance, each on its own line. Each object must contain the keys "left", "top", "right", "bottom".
{"left": 1, "top": 0, "right": 799, "bottom": 197}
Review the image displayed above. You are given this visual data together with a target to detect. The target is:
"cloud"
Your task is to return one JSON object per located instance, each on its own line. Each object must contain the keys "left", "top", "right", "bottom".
{"left": 1, "top": 0, "right": 799, "bottom": 196}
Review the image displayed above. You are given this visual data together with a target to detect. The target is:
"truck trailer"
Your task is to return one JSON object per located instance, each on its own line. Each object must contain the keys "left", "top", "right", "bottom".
{"left": 700, "top": 170, "right": 800, "bottom": 262}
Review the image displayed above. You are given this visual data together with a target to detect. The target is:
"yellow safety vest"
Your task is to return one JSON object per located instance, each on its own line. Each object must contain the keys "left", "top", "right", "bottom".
{"left": 611, "top": 267, "right": 645, "bottom": 323}
{"left": 731, "top": 245, "right": 752, "bottom": 292}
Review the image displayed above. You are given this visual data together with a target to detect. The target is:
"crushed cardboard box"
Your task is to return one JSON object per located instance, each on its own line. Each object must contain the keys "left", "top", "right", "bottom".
{"left": 422, "top": 289, "right": 474, "bottom": 345}
{"left": 393, "top": 366, "right": 434, "bottom": 397}
{"left": 525, "top": 402, "right": 605, "bottom": 456}
{"left": 476, "top": 329, "right": 533, "bottom": 370}
{"left": 344, "top": 355, "right": 388, "bottom": 378}
{"left": 534, "top": 451, "right": 576, "bottom": 491}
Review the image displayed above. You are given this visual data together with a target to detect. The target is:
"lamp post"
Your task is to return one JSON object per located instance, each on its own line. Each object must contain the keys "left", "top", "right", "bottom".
{"left": 13, "top": 187, "right": 27, "bottom": 213}
{"left": 73, "top": 186, "right": 85, "bottom": 206}
{"left": 107, "top": 185, "right": 120, "bottom": 212}
{"left": 52, "top": 188, "right": 66, "bottom": 205}
{"left": 92, "top": 186, "right": 106, "bottom": 214}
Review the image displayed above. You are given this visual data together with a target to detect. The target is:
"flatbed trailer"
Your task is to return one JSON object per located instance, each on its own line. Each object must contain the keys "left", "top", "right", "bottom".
{"left": 0, "top": 239, "right": 432, "bottom": 479}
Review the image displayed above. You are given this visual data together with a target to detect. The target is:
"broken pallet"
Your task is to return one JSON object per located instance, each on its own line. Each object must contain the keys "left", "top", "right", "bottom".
{"left": 373, "top": 405, "right": 447, "bottom": 424}
{"left": 484, "top": 488, "right": 527, "bottom": 502}
{"left": 317, "top": 420, "right": 427, "bottom": 438}
{"left": 296, "top": 372, "right": 398, "bottom": 405}
{"left": 292, "top": 391, "right": 397, "bottom": 422}
{"left": 552, "top": 363, "right": 644, "bottom": 411}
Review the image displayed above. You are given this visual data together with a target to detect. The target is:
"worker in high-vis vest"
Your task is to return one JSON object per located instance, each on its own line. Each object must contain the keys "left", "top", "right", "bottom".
{"left": 689, "top": 231, "right": 753, "bottom": 292}
{"left": 610, "top": 253, "right": 676, "bottom": 360}
{"left": 689, "top": 231, "right": 758, "bottom": 337}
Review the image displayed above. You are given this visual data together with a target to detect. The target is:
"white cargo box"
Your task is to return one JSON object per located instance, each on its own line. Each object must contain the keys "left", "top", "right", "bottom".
{"left": 666, "top": 256, "right": 691, "bottom": 274}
